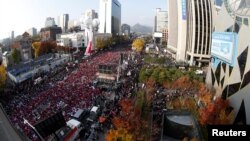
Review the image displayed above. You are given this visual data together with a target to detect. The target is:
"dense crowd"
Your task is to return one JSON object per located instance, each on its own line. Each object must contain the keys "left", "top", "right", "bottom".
{"left": 4, "top": 49, "right": 129, "bottom": 140}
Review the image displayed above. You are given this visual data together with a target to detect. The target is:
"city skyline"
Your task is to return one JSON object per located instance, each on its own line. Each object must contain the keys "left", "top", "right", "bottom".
{"left": 0, "top": 0, "right": 167, "bottom": 39}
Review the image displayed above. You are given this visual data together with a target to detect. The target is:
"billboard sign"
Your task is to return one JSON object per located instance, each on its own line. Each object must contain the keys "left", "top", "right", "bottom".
{"left": 211, "top": 32, "right": 238, "bottom": 66}
{"left": 181, "top": 0, "right": 187, "bottom": 20}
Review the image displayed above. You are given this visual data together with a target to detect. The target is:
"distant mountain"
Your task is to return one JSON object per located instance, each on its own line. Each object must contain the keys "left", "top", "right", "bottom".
{"left": 131, "top": 23, "right": 153, "bottom": 34}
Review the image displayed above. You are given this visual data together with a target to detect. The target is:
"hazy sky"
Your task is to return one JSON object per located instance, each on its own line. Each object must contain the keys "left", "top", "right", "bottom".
{"left": 0, "top": 0, "right": 167, "bottom": 39}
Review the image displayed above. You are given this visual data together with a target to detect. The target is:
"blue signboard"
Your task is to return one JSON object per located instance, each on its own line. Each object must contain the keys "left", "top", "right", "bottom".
{"left": 211, "top": 32, "right": 238, "bottom": 66}
{"left": 182, "top": 0, "right": 187, "bottom": 20}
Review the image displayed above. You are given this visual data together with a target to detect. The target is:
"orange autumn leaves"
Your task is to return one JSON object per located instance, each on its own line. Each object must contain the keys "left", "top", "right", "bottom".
{"left": 105, "top": 99, "right": 150, "bottom": 141}
{"left": 106, "top": 128, "right": 133, "bottom": 141}
{"left": 199, "top": 98, "right": 234, "bottom": 125}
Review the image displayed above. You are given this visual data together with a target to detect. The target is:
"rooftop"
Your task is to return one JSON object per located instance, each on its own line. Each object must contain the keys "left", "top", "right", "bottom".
{"left": 161, "top": 110, "right": 203, "bottom": 141}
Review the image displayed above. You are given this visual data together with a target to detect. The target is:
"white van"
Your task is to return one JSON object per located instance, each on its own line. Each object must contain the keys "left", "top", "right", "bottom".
{"left": 63, "top": 119, "right": 82, "bottom": 141}
{"left": 87, "top": 106, "right": 100, "bottom": 122}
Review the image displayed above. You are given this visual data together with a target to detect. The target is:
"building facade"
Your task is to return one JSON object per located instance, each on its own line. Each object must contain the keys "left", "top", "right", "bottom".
{"left": 162, "top": 28, "right": 168, "bottom": 43}
{"left": 45, "top": 17, "right": 56, "bottom": 27}
{"left": 40, "top": 26, "right": 62, "bottom": 41}
{"left": 186, "top": 0, "right": 213, "bottom": 66}
{"left": 11, "top": 31, "right": 14, "bottom": 40}
{"left": 68, "top": 20, "right": 79, "bottom": 29}
{"left": 167, "top": 0, "right": 179, "bottom": 58}
{"left": 27, "top": 27, "right": 37, "bottom": 36}
{"left": 58, "top": 14, "right": 69, "bottom": 33}
{"left": 11, "top": 32, "right": 32, "bottom": 61}
{"left": 155, "top": 8, "right": 168, "bottom": 33}
{"left": 99, "top": 0, "right": 121, "bottom": 35}
{"left": 56, "top": 32, "right": 85, "bottom": 49}
{"left": 7, "top": 54, "right": 70, "bottom": 84}
{"left": 167, "top": 0, "right": 212, "bottom": 66}
{"left": 206, "top": 0, "right": 250, "bottom": 124}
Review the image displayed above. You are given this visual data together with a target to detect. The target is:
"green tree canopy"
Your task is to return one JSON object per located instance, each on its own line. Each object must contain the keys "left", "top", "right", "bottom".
{"left": 12, "top": 48, "right": 21, "bottom": 64}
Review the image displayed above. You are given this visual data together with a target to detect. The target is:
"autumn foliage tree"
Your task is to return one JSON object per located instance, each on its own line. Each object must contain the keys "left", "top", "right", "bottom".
{"left": 106, "top": 37, "right": 113, "bottom": 47}
{"left": 0, "top": 64, "right": 7, "bottom": 92}
{"left": 106, "top": 128, "right": 133, "bottom": 141}
{"left": 39, "top": 41, "right": 57, "bottom": 55}
{"left": 32, "top": 42, "right": 41, "bottom": 58}
{"left": 109, "top": 98, "right": 151, "bottom": 141}
{"left": 199, "top": 98, "right": 234, "bottom": 125}
{"left": 132, "top": 38, "right": 145, "bottom": 52}
{"left": 96, "top": 38, "right": 107, "bottom": 50}
{"left": 198, "top": 83, "right": 214, "bottom": 106}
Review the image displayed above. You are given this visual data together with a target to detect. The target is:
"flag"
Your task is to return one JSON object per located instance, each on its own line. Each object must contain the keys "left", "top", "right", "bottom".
{"left": 85, "top": 26, "right": 93, "bottom": 56}
{"left": 85, "top": 40, "right": 92, "bottom": 55}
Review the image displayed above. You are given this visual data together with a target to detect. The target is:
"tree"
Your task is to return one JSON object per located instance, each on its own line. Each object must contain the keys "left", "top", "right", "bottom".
{"left": 106, "top": 128, "right": 133, "bottom": 141}
{"left": 158, "top": 71, "right": 167, "bottom": 85}
{"left": 199, "top": 98, "right": 234, "bottom": 125}
{"left": 96, "top": 38, "right": 106, "bottom": 50}
{"left": 135, "top": 91, "right": 145, "bottom": 113}
{"left": 110, "top": 98, "right": 149, "bottom": 140}
{"left": 12, "top": 48, "right": 21, "bottom": 64}
{"left": 32, "top": 42, "right": 41, "bottom": 58}
{"left": 106, "top": 37, "right": 113, "bottom": 48}
{"left": 150, "top": 68, "right": 160, "bottom": 82}
{"left": 40, "top": 41, "right": 57, "bottom": 55}
{"left": 132, "top": 38, "right": 145, "bottom": 52}
{"left": 139, "top": 68, "right": 147, "bottom": 82}
{"left": 0, "top": 64, "right": 7, "bottom": 91}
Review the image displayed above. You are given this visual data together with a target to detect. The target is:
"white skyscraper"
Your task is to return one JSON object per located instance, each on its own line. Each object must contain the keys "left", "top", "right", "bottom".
{"left": 167, "top": 0, "right": 212, "bottom": 66}
{"left": 45, "top": 17, "right": 56, "bottom": 27}
{"left": 11, "top": 31, "right": 14, "bottom": 39}
{"left": 27, "top": 27, "right": 37, "bottom": 36}
{"left": 99, "top": 0, "right": 121, "bottom": 35}
{"left": 59, "top": 14, "right": 69, "bottom": 33}
{"left": 155, "top": 8, "right": 168, "bottom": 32}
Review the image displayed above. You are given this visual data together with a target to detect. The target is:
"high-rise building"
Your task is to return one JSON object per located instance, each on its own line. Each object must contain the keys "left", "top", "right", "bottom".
{"left": 27, "top": 27, "right": 37, "bottom": 36}
{"left": 45, "top": 17, "right": 56, "bottom": 27}
{"left": 167, "top": 0, "right": 212, "bottom": 66}
{"left": 11, "top": 31, "right": 14, "bottom": 39}
{"left": 68, "top": 20, "right": 79, "bottom": 29}
{"left": 206, "top": 0, "right": 250, "bottom": 124}
{"left": 167, "top": 0, "right": 178, "bottom": 52}
{"left": 167, "top": 0, "right": 187, "bottom": 62}
{"left": 186, "top": 0, "right": 213, "bottom": 66}
{"left": 99, "top": 0, "right": 121, "bottom": 35}
{"left": 155, "top": 8, "right": 168, "bottom": 32}
{"left": 58, "top": 14, "right": 69, "bottom": 33}
{"left": 40, "top": 26, "right": 62, "bottom": 41}
{"left": 84, "top": 9, "right": 98, "bottom": 19}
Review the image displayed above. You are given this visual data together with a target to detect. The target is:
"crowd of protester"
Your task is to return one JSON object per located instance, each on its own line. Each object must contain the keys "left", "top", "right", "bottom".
{"left": 3, "top": 48, "right": 134, "bottom": 140}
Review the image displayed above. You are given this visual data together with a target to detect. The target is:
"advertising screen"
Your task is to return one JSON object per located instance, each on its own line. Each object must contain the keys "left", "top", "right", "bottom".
{"left": 211, "top": 32, "right": 238, "bottom": 66}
